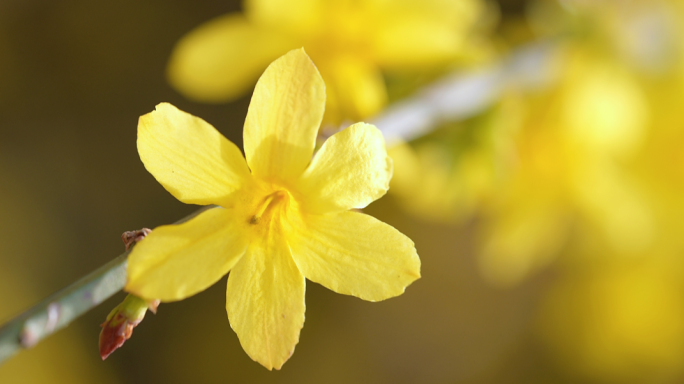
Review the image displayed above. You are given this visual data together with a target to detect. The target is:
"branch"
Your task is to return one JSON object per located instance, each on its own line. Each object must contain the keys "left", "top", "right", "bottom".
{"left": 0, "top": 205, "right": 216, "bottom": 365}
{"left": 0, "top": 40, "right": 558, "bottom": 366}
{"left": 374, "top": 41, "right": 558, "bottom": 145}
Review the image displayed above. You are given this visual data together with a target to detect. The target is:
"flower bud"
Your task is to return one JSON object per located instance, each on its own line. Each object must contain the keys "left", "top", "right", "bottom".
{"left": 99, "top": 294, "right": 159, "bottom": 360}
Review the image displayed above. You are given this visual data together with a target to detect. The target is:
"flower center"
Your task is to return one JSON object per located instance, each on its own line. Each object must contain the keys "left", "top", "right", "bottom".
{"left": 250, "top": 190, "right": 287, "bottom": 225}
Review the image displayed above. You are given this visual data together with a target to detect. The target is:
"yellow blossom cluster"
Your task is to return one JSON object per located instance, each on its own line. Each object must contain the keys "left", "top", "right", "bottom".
{"left": 122, "top": 0, "right": 684, "bottom": 380}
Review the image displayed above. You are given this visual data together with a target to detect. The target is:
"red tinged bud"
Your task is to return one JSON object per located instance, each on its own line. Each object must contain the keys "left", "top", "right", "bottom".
{"left": 99, "top": 228, "right": 159, "bottom": 360}
{"left": 99, "top": 295, "right": 160, "bottom": 360}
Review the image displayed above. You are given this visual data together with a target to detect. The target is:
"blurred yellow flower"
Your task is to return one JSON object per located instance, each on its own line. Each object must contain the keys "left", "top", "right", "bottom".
{"left": 476, "top": 0, "right": 684, "bottom": 288}
{"left": 389, "top": 140, "right": 489, "bottom": 223}
{"left": 386, "top": 0, "right": 684, "bottom": 296}
{"left": 167, "top": 0, "right": 485, "bottom": 124}
{"left": 126, "top": 49, "right": 420, "bottom": 370}
{"left": 514, "top": 3, "right": 684, "bottom": 380}
{"left": 477, "top": 49, "right": 654, "bottom": 286}
{"left": 388, "top": 106, "right": 513, "bottom": 223}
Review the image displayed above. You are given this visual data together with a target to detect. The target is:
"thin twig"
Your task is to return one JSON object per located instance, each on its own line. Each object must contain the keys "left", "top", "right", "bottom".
{"left": 0, "top": 40, "right": 558, "bottom": 366}
{"left": 0, "top": 205, "right": 216, "bottom": 365}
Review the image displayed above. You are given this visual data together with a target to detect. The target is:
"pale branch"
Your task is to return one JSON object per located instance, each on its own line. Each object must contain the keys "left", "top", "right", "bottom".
{"left": 0, "top": 40, "right": 557, "bottom": 366}
{"left": 374, "top": 41, "right": 558, "bottom": 145}
{"left": 0, "top": 205, "right": 216, "bottom": 365}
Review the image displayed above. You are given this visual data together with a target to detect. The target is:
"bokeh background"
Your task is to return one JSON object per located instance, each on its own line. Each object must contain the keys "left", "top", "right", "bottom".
{"left": 2, "top": 0, "right": 684, "bottom": 383}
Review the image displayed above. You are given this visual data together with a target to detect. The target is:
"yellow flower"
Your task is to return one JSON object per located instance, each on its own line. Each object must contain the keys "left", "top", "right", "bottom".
{"left": 125, "top": 49, "right": 421, "bottom": 370}
{"left": 167, "top": 0, "right": 485, "bottom": 124}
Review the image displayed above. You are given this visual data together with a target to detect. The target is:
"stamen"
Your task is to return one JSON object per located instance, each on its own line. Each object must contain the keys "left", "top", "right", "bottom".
{"left": 250, "top": 191, "right": 285, "bottom": 224}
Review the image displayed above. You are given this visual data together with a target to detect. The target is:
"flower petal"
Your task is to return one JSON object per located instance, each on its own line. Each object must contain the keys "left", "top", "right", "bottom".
{"left": 370, "top": 1, "right": 481, "bottom": 68}
{"left": 126, "top": 207, "right": 248, "bottom": 301}
{"left": 319, "top": 57, "right": 387, "bottom": 123}
{"left": 244, "top": 0, "right": 319, "bottom": 38}
{"left": 288, "top": 210, "right": 420, "bottom": 302}
{"left": 138, "top": 103, "right": 250, "bottom": 205}
{"left": 243, "top": 48, "right": 326, "bottom": 181}
{"left": 167, "top": 13, "right": 296, "bottom": 103}
{"left": 226, "top": 220, "right": 305, "bottom": 370}
{"left": 298, "top": 123, "right": 392, "bottom": 213}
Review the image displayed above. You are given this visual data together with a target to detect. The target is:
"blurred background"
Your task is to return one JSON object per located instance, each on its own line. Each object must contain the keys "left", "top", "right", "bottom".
{"left": 1, "top": 0, "right": 684, "bottom": 383}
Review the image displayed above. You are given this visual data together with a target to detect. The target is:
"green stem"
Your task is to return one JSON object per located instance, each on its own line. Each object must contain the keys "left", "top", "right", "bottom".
{"left": 0, "top": 205, "right": 216, "bottom": 365}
